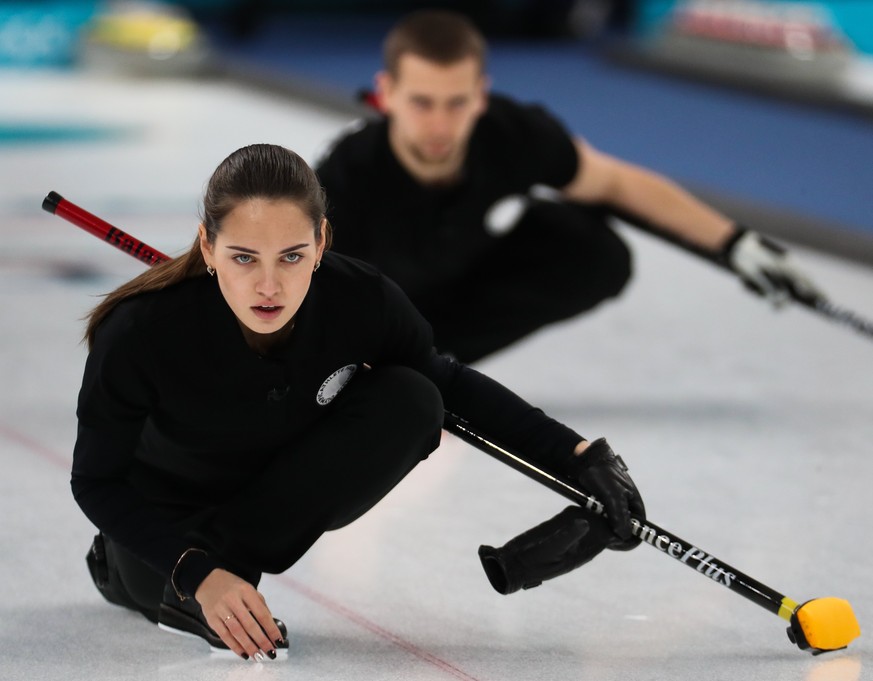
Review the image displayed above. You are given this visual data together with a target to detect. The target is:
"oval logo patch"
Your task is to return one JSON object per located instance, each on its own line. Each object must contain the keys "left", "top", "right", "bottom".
{"left": 316, "top": 364, "right": 357, "bottom": 405}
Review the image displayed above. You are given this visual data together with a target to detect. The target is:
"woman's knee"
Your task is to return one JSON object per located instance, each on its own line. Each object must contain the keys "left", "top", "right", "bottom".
{"left": 356, "top": 365, "right": 444, "bottom": 433}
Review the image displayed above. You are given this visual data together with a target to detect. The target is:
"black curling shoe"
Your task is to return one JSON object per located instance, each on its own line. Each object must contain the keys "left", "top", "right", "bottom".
{"left": 158, "top": 584, "right": 289, "bottom": 657}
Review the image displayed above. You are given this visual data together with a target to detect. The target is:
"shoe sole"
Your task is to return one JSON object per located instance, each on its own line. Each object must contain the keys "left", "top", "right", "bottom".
{"left": 158, "top": 604, "right": 288, "bottom": 658}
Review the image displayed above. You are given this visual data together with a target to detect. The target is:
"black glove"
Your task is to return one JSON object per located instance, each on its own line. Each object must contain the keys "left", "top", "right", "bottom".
{"left": 478, "top": 505, "right": 621, "bottom": 595}
{"left": 722, "top": 226, "right": 823, "bottom": 307}
{"left": 565, "top": 438, "right": 645, "bottom": 549}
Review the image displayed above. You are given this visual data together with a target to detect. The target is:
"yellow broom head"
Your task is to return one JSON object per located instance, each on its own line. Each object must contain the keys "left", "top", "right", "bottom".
{"left": 788, "top": 598, "right": 861, "bottom": 654}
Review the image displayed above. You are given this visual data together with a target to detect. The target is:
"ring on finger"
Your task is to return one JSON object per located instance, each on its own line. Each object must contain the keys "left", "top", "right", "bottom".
{"left": 223, "top": 614, "right": 236, "bottom": 624}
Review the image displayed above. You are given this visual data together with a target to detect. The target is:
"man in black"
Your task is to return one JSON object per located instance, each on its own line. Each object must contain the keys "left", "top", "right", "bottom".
{"left": 316, "top": 9, "right": 822, "bottom": 362}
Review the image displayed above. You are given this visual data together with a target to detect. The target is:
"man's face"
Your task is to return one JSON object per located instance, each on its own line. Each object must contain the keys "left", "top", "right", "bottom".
{"left": 378, "top": 54, "right": 488, "bottom": 182}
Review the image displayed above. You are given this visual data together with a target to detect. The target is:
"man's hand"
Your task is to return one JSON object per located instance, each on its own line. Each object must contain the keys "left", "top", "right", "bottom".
{"left": 195, "top": 569, "right": 285, "bottom": 660}
{"left": 724, "top": 227, "right": 824, "bottom": 307}
{"left": 567, "top": 438, "right": 645, "bottom": 549}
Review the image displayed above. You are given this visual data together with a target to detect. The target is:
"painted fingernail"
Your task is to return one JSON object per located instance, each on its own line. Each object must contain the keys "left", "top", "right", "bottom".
{"left": 253, "top": 651, "right": 266, "bottom": 663}
{"left": 241, "top": 653, "right": 249, "bottom": 661}
{"left": 274, "top": 637, "right": 284, "bottom": 647}
{"left": 267, "top": 649, "right": 277, "bottom": 660}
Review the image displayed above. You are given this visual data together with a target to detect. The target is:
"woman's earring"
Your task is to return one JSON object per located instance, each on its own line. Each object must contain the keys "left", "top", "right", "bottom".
{"left": 207, "top": 265, "right": 215, "bottom": 276}
{"left": 314, "top": 261, "right": 321, "bottom": 272}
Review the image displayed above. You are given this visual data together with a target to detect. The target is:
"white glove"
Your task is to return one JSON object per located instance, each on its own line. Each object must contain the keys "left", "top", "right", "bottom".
{"left": 724, "top": 228, "right": 824, "bottom": 308}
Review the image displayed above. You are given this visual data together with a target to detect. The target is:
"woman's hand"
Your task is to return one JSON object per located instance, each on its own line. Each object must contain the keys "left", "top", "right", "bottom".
{"left": 569, "top": 438, "right": 645, "bottom": 548}
{"left": 195, "top": 568, "right": 285, "bottom": 659}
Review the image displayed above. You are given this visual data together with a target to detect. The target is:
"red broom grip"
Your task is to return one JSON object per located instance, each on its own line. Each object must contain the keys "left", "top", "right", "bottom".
{"left": 42, "top": 191, "right": 170, "bottom": 267}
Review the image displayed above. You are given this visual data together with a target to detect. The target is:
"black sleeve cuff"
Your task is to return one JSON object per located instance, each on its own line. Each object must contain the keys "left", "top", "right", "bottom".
{"left": 176, "top": 550, "right": 221, "bottom": 598}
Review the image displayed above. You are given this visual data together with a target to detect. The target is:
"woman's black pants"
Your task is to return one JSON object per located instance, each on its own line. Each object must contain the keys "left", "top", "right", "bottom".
{"left": 92, "top": 366, "right": 444, "bottom": 619}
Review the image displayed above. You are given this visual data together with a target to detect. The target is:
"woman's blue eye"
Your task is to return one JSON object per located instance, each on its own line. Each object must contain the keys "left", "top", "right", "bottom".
{"left": 232, "top": 253, "right": 301, "bottom": 265}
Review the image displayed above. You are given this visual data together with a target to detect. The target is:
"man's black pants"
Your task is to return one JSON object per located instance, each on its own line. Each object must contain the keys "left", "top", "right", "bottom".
{"left": 415, "top": 201, "right": 632, "bottom": 363}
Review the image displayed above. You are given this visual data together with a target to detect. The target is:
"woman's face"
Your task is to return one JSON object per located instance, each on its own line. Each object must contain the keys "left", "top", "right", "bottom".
{"left": 200, "top": 197, "right": 325, "bottom": 336}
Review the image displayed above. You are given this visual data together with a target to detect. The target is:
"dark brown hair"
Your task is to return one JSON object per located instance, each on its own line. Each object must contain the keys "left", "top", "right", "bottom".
{"left": 84, "top": 144, "right": 331, "bottom": 348}
{"left": 383, "top": 10, "right": 487, "bottom": 76}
